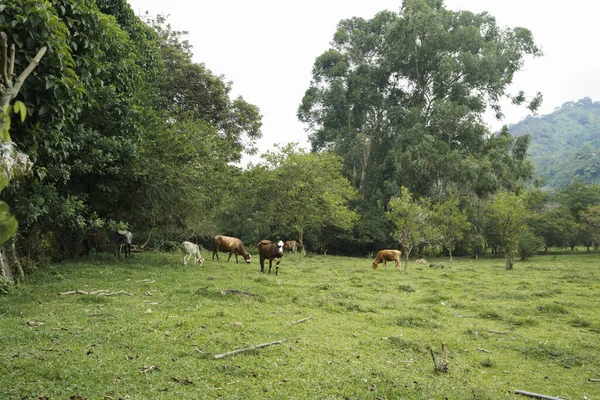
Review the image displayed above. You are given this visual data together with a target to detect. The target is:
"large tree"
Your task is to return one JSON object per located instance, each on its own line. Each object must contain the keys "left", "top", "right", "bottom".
{"left": 298, "top": 0, "right": 541, "bottom": 201}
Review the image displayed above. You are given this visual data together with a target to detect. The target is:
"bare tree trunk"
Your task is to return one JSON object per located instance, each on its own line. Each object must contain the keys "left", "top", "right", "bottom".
{"left": 297, "top": 229, "right": 306, "bottom": 256}
{"left": 358, "top": 135, "right": 371, "bottom": 198}
{"left": 505, "top": 251, "right": 514, "bottom": 269}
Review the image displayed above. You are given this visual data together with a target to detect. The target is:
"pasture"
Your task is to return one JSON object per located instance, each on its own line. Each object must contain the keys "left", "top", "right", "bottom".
{"left": 1, "top": 250, "right": 599, "bottom": 399}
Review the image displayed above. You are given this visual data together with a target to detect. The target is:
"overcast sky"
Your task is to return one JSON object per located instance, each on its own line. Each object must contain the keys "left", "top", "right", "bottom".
{"left": 126, "top": 0, "right": 600, "bottom": 165}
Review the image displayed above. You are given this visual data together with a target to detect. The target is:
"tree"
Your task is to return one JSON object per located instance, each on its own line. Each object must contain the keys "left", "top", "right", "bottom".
{"left": 144, "top": 15, "right": 262, "bottom": 162}
{"left": 244, "top": 144, "right": 358, "bottom": 253}
{"left": 580, "top": 205, "right": 600, "bottom": 250}
{"left": 299, "top": 0, "right": 541, "bottom": 202}
{"left": 0, "top": 30, "right": 46, "bottom": 279}
{"left": 484, "top": 192, "right": 528, "bottom": 269}
{"left": 431, "top": 194, "right": 470, "bottom": 263}
{"left": 386, "top": 187, "right": 431, "bottom": 273}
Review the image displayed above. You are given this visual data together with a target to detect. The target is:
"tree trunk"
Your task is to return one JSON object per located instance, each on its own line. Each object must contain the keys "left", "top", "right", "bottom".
{"left": 505, "top": 250, "right": 514, "bottom": 269}
{"left": 358, "top": 135, "right": 371, "bottom": 198}
{"left": 297, "top": 229, "right": 306, "bottom": 256}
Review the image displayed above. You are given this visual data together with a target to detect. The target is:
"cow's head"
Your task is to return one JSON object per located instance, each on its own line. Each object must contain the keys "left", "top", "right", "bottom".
{"left": 277, "top": 240, "right": 284, "bottom": 256}
{"left": 243, "top": 252, "right": 252, "bottom": 263}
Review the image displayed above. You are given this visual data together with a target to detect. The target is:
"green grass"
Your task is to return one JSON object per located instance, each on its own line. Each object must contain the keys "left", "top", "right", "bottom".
{"left": 1, "top": 251, "right": 600, "bottom": 399}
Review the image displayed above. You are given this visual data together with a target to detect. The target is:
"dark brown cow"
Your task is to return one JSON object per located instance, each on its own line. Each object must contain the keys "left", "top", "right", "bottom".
{"left": 212, "top": 235, "right": 251, "bottom": 264}
{"left": 81, "top": 232, "right": 103, "bottom": 256}
{"left": 257, "top": 240, "right": 284, "bottom": 275}
{"left": 372, "top": 249, "right": 402, "bottom": 270}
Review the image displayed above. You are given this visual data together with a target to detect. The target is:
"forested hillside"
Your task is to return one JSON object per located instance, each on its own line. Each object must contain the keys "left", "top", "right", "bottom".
{"left": 508, "top": 97, "right": 600, "bottom": 188}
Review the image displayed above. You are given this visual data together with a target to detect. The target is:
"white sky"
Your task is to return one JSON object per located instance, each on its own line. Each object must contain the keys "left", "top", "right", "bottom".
{"left": 126, "top": 0, "right": 600, "bottom": 165}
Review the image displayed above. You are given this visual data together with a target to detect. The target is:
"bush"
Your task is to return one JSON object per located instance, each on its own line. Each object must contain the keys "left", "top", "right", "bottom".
{"left": 0, "top": 276, "right": 15, "bottom": 295}
{"left": 519, "top": 231, "right": 544, "bottom": 260}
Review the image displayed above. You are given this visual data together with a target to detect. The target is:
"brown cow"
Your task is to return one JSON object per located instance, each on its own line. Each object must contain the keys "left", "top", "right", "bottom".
{"left": 212, "top": 235, "right": 251, "bottom": 264}
{"left": 372, "top": 249, "right": 402, "bottom": 270}
{"left": 81, "top": 232, "right": 103, "bottom": 256}
{"left": 257, "top": 240, "right": 284, "bottom": 275}
{"left": 283, "top": 240, "right": 299, "bottom": 253}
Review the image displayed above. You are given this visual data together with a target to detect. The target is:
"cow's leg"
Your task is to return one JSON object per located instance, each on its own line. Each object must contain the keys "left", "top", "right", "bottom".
{"left": 213, "top": 248, "right": 219, "bottom": 261}
{"left": 275, "top": 259, "right": 280, "bottom": 275}
{"left": 184, "top": 253, "right": 191, "bottom": 266}
{"left": 260, "top": 256, "right": 265, "bottom": 273}
{"left": 227, "top": 252, "right": 233, "bottom": 262}
{"left": 268, "top": 259, "right": 272, "bottom": 274}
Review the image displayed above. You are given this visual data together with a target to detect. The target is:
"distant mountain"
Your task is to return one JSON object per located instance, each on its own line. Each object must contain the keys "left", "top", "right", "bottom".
{"left": 507, "top": 97, "right": 600, "bottom": 188}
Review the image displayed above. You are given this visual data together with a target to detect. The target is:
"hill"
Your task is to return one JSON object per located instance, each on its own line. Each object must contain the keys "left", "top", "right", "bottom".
{"left": 507, "top": 97, "right": 600, "bottom": 188}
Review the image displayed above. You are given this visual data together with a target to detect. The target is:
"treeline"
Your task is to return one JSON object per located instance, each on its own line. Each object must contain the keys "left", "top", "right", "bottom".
{"left": 1, "top": 0, "right": 598, "bottom": 274}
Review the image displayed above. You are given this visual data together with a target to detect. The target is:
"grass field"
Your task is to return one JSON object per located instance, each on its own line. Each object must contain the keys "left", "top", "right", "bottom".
{"left": 1, "top": 249, "right": 599, "bottom": 399}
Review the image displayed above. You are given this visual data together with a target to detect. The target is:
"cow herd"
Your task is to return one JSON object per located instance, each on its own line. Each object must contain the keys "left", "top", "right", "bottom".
{"left": 83, "top": 231, "right": 402, "bottom": 275}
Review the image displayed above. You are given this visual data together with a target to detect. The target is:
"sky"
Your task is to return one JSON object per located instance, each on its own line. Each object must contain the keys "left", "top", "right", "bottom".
{"left": 126, "top": 0, "right": 600, "bottom": 165}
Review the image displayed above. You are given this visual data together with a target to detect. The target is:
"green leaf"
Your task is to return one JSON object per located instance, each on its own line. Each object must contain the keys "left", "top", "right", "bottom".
{"left": 13, "top": 101, "right": 27, "bottom": 122}
{"left": 0, "top": 201, "right": 18, "bottom": 246}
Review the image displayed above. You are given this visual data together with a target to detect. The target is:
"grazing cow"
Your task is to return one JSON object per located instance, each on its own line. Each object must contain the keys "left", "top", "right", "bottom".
{"left": 257, "top": 240, "right": 284, "bottom": 275}
{"left": 372, "top": 249, "right": 402, "bottom": 270}
{"left": 182, "top": 241, "right": 205, "bottom": 266}
{"left": 212, "top": 235, "right": 251, "bottom": 264}
{"left": 81, "top": 232, "right": 103, "bottom": 256}
{"left": 109, "top": 230, "right": 133, "bottom": 258}
{"left": 284, "top": 240, "right": 299, "bottom": 253}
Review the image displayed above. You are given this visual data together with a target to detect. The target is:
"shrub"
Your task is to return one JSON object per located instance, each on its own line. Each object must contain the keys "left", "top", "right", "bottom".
{"left": 518, "top": 231, "right": 544, "bottom": 260}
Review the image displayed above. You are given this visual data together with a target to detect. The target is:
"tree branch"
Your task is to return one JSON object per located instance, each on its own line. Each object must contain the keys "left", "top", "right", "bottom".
{"left": 214, "top": 339, "right": 286, "bottom": 359}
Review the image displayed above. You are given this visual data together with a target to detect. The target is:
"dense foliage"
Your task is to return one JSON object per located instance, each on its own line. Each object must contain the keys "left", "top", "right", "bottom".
{"left": 298, "top": 0, "right": 541, "bottom": 203}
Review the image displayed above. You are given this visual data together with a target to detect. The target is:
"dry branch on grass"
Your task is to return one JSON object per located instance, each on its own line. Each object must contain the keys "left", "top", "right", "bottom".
{"left": 514, "top": 389, "right": 563, "bottom": 400}
{"left": 488, "top": 329, "right": 507, "bottom": 334}
{"left": 476, "top": 347, "right": 492, "bottom": 353}
{"left": 430, "top": 343, "right": 449, "bottom": 373}
{"left": 214, "top": 339, "right": 286, "bottom": 359}
{"left": 589, "top": 378, "right": 600, "bottom": 382}
{"left": 220, "top": 289, "right": 254, "bottom": 296}
{"left": 59, "top": 290, "right": 132, "bottom": 296}
{"left": 291, "top": 315, "right": 312, "bottom": 325}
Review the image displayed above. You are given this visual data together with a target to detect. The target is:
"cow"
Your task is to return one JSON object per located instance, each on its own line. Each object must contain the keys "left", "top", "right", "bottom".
{"left": 257, "top": 240, "right": 284, "bottom": 275}
{"left": 109, "top": 230, "right": 133, "bottom": 258}
{"left": 372, "top": 249, "right": 402, "bottom": 270}
{"left": 283, "top": 240, "right": 299, "bottom": 253}
{"left": 81, "top": 232, "right": 103, "bottom": 257}
{"left": 212, "top": 235, "right": 251, "bottom": 264}
{"left": 182, "top": 241, "right": 205, "bottom": 266}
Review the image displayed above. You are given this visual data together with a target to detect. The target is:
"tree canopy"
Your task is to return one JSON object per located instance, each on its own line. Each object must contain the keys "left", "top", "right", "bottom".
{"left": 299, "top": 0, "right": 541, "bottom": 202}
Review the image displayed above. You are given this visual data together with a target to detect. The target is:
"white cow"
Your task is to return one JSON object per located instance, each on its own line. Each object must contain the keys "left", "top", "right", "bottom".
{"left": 182, "top": 241, "right": 205, "bottom": 266}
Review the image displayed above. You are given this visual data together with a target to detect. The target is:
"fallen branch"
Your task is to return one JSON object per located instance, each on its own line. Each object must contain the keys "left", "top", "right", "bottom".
{"left": 488, "top": 330, "right": 507, "bottom": 334}
{"left": 214, "top": 339, "right": 286, "bottom": 359}
{"left": 291, "top": 314, "right": 312, "bottom": 325}
{"left": 430, "top": 343, "right": 449, "bottom": 373}
{"left": 220, "top": 289, "right": 254, "bottom": 296}
{"left": 99, "top": 291, "right": 132, "bottom": 296}
{"left": 514, "top": 390, "right": 562, "bottom": 400}
{"left": 476, "top": 347, "right": 492, "bottom": 353}
{"left": 136, "top": 279, "right": 155, "bottom": 283}
{"left": 589, "top": 378, "right": 600, "bottom": 382}
{"left": 456, "top": 315, "right": 476, "bottom": 318}
{"left": 59, "top": 290, "right": 132, "bottom": 296}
